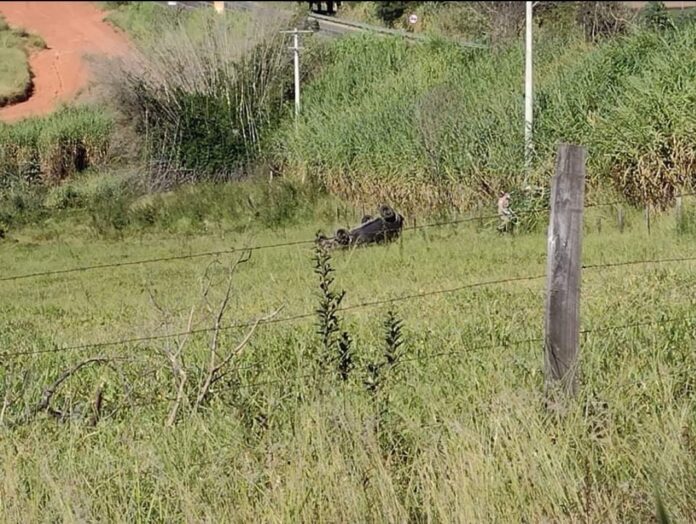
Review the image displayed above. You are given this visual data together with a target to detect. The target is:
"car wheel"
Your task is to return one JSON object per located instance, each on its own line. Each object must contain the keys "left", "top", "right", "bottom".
{"left": 335, "top": 228, "right": 350, "bottom": 245}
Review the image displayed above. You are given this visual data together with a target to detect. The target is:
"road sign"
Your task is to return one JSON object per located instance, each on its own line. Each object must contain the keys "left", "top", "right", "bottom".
{"left": 408, "top": 13, "right": 418, "bottom": 24}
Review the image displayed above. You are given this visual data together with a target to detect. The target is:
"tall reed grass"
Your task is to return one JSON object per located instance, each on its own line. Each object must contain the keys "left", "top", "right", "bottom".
{"left": 278, "top": 23, "right": 696, "bottom": 212}
{"left": 0, "top": 106, "right": 114, "bottom": 186}
{"left": 101, "top": 7, "right": 302, "bottom": 180}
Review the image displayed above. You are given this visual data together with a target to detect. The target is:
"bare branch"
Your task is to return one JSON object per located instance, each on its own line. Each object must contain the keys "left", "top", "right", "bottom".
{"left": 34, "top": 357, "right": 111, "bottom": 418}
{"left": 87, "top": 384, "right": 105, "bottom": 427}
{"left": 197, "top": 251, "right": 253, "bottom": 396}
{"left": 194, "top": 306, "right": 282, "bottom": 412}
{"left": 165, "top": 306, "right": 196, "bottom": 427}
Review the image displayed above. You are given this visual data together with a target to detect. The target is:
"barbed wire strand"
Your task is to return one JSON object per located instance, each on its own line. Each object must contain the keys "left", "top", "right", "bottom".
{"left": 6, "top": 249, "right": 696, "bottom": 360}
{"left": 584, "top": 191, "right": 696, "bottom": 209}
{"left": 583, "top": 254, "right": 696, "bottom": 270}
{"left": 0, "top": 215, "right": 504, "bottom": 283}
{"left": 4, "top": 187, "right": 695, "bottom": 284}
{"left": 123, "top": 313, "right": 696, "bottom": 408}
{"left": 0, "top": 272, "right": 547, "bottom": 359}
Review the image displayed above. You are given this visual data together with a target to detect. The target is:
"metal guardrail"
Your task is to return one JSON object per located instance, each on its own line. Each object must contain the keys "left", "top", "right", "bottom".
{"left": 153, "top": 1, "right": 487, "bottom": 49}
{"left": 308, "top": 12, "right": 488, "bottom": 49}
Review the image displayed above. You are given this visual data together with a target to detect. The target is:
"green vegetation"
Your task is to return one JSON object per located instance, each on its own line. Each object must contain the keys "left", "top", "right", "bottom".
{"left": 106, "top": 1, "right": 209, "bottom": 42}
{"left": 1, "top": 186, "right": 696, "bottom": 520}
{"left": 1, "top": 7, "right": 695, "bottom": 519}
{"left": 0, "top": 14, "right": 45, "bottom": 107}
{"left": 100, "top": 2, "right": 305, "bottom": 179}
{"left": 0, "top": 171, "right": 331, "bottom": 240}
{"left": 277, "top": 23, "right": 696, "bottom": 211}
{"left": 0, "top": 105, "right": 114, "bottom": 186}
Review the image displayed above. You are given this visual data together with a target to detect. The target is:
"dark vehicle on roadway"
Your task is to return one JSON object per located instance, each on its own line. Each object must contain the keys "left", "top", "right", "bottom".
{"left": 317, "top": 204, "right": 404, "bottom": 249}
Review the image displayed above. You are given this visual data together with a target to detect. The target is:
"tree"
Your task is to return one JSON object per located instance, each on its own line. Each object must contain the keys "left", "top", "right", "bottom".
{"left": 374, "top": 2, "right": 422, "bottom": 26}
{"left": 641, "top": 1, "right": 674, "bottom": 31}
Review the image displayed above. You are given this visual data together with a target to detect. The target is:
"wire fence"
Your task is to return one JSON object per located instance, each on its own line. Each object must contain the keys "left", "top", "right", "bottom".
{"left": 4, "top": 188, "right": 694, "bottom": 284}
{"left": 101, "top": 312, "right": 696, "bottom": 412}
{"left": 3, "top": 188, "right": 696, "bottom": 419}
{"left": 0, "top": 214, "right": 500, "bottom": 283}
{"left": 4, "top": 251, "right": 696, "bottom": 361}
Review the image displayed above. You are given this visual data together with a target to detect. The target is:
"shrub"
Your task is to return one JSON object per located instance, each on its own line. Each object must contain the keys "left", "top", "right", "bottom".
{"left": 640, "top": 1, "right": 673, "bottom": 31}
{"left": 102, "top": 8, "right": 302, "bottom": 181}
{"left": 374, "top": 2, "right": 421, "bottom": 26}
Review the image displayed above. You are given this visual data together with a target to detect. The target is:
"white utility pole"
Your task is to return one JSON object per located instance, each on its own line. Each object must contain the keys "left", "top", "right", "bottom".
{"left": 524, "top": 1, "right": 534, "bottom": 174}
{"left": 281, "top": 28, "right": 313, "bottom": 122}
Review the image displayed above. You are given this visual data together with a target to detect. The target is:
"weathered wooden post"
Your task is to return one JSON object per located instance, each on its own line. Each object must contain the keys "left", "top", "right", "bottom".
{"left": 544, "top": 144, "right": 586, "bottom": 400}
{"left": 645, "top": 205, "right": 651, "bottom": 235}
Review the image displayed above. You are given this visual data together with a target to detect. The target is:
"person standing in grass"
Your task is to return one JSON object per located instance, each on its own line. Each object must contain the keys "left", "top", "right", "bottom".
{"left": 497, "top": 191, "right": 515, "bottom": 233}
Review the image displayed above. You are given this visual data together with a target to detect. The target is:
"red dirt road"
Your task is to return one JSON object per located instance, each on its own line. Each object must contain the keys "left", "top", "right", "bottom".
{"left": 0, "top": 1, "right": 130, "bottom": 123}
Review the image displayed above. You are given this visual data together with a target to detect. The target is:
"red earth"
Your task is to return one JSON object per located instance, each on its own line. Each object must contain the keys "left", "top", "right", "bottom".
{"left": 0, "top": 1, "right": 131, "bottom": 123}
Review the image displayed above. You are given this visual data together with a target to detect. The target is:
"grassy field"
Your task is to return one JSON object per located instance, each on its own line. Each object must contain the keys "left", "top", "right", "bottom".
{"left": 1, "top": 4, "right": 695, "bottom": 521}
{"left": 2, "top": 188, "right": 696, "bottom": 521}
{"left": 0, "top": 15, "right": 45, "bottom": 107}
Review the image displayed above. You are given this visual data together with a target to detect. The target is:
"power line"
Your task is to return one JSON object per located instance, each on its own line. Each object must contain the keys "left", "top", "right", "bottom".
{"left": 0, "top": 272, "right": 546, "bottom": 359}
{"left": 5, "top": 250, "right": 696, "bottom": 359}
{"left": 0, "top": 215, "right": 501, "bottom": 283}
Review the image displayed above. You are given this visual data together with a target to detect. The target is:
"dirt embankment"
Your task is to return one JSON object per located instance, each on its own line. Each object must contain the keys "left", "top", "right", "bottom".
{"left": 0, "top": 1, "right": 131, "bottom": 123}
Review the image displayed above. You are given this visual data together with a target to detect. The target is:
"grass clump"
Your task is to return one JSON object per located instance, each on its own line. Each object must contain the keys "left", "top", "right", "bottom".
{"left": 0, "top": 105, "right": 114, "bottom": 185}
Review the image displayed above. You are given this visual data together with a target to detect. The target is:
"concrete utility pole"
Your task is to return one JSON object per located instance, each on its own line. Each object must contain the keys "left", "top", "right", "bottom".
{"left": 525, "top": 1, "right": 534, "bottom": 173}
{"left": 281, "top": 28, "right": 313, "bottom": 122}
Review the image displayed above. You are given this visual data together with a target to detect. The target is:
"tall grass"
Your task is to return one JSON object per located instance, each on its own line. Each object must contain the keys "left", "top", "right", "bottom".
{"left": 1, "top": 199, "right": 696, "bottom": 521}
{"left": 278, "top": 23, "right": 696, "bottom": 212}
{"left": 0, "top": 106, "right": 114, "bottom": 185}
{"left": 100, "top": 6, "right": 303, "bottom": 180}
{"left": 0, "top": 168, "right": 331, "bottom": 238}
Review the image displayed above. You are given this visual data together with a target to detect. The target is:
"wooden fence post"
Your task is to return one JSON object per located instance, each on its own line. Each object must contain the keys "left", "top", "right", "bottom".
{"left": 544, "top": 144, "right": 586, "bottom": 399}
{"left": 617, "top": 206, "right": 624, "bottom": 233}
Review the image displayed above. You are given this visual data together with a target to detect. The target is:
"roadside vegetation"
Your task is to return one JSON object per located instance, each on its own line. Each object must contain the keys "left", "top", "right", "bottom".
{"left": 1, "top": 2, "right": 696, "bottom": 521}
{"left": 278, "top": 22, "right": 696, "bottom": 211}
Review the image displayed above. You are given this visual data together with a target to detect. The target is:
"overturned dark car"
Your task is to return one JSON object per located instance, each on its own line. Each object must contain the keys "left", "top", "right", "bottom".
{"left": 317, "top": 205, "right": 405, "bottom": 249}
